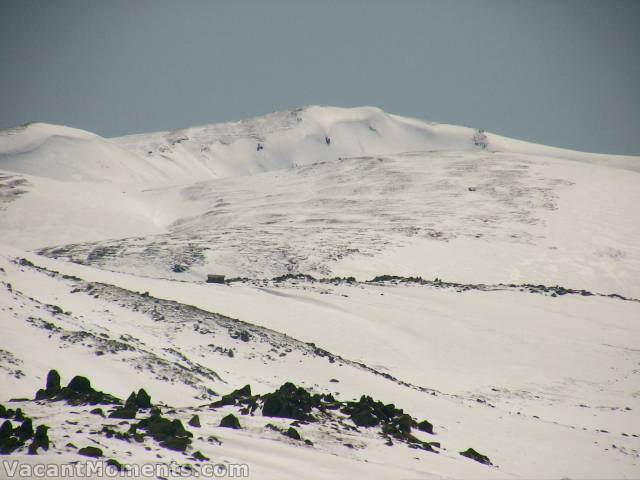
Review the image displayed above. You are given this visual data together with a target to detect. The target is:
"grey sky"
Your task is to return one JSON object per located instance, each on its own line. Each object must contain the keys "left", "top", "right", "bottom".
{"left": 1, "top": 0, "right": 638, "bottom": 154}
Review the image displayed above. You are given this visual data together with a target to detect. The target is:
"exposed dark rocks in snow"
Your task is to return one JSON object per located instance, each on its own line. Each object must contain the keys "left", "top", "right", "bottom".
{"left": 460, "top": 447, "right": 493, "bottom": 465}
{"left": 35, "top": 372, "right": 120, "bottom": 405}
{"left": 261, "top": 382, "right": 339, "bottom": 422}
{"left": 130, "top": 411, "right": 193, "bottom": 452}
{"left": 78, "top": 445, "right": 103, "bottom": 458}
{"left": 341, "top": 395, "right": 435, "bottom": 451}
{"left": 283, "top": 426, "right": 301, "bottom": 440}
{"left": 191, "top": 450, "right": 209, "bottom": 461}
{"left": 251, "top": 272, "right": 638, "bottom": 303}
{"left": 35, "top": 371, "right": 119, "bottom": 406}
{"left": 29, "top": 425, "right": 50, "bottom": 454}
{"left": 219, "top": 414, "right": 241, "bottom": 430}
{"left": 417, "top": 419, "right": 434, "bottom": 434}
{"left": 208, "top": 381, "right": 440, "bottom": 453}
{"left": 105, "top": 458, "right": 124, "bottom": 471}
{"left": 109, "top": 389, "right": 152, "bottom": 419}
{"left": 37, "top": 369, "right": 61, "bottom": 398}
{"left": 188, "top": 414, "right": 201, "bottom": 428}
{"left": 0, "top": 408, "right": 50, "bottom": 455}
{"left": 3, "top": 261, "right": 503, "bottom": 466}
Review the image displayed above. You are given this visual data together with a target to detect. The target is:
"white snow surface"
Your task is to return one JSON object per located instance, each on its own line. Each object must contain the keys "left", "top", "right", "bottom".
{"left": 0, "top": 106, "right": 639, "bottom": 478}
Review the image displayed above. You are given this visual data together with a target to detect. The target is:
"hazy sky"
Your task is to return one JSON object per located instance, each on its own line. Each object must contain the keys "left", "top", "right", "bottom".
{"left": 1, "top": 0, "right": 638, "bottom": 154}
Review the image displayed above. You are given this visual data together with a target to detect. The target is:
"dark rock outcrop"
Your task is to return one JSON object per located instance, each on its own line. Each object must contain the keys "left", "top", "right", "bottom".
{"left": 417, "top": 419, "right": 434, "bottom": 434}
{"left": 283, "top": 427, "right": 301, "bottom": 440}
{"left": 35, "top": 370, "right": 62, "bottom": 400}
{"left": 261, "top": 382, "right": 323, "bottom": 421}
{"left": 188, "top": 415, "right": 201, "bottom": 428}
{"left": 129, "top": 412, "right": 193, "bottom": 452}
{"left": 109, "top": 389, "right": 153, "bottom": 419}
{"left": 28, "top": 425, "right": 50, "bottom": 454}
{"left": 36, "top": 372, "right": 119, "bottom": 406}
{"left": 78, "top": 446, "right": 103, "bottom": 458}
{"left": 219, "top": 414, "right": 241, "bottom": 429}
{"left": 460, "top": 447, "right": 492, "bottom": 465}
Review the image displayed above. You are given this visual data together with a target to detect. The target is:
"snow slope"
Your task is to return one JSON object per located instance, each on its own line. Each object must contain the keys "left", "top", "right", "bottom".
{"left": 0, "top": 106, "right": 639, "bottom": 478}
{"left": 15, "top": 149, "right": 639, "bottom": 296}
{"left": 1, "top": 248, "right": 639, "bottom": 479}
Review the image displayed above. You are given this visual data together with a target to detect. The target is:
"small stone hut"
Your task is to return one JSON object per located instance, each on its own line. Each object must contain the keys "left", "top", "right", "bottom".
{"left": 206, "top": 274, "right": 225, "bottom": 284}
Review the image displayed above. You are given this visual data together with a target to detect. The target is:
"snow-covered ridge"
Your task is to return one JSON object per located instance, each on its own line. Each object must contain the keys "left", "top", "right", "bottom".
{"left": 1, "top": 106, "right": 638, "bottom": 187}
{"left": 1, "top": 106, "right": 639, "bottom": 295}
{"left": 1, "top": 108, "right": 640, "bottom": 478}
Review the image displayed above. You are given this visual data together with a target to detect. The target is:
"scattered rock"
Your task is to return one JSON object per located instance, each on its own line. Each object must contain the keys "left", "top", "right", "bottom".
{"left": 188, "top": 415, "right": 201, "bottom": 428}
{"left": 192, "top": 450, "right": 209, "bottom": 461}
{"left": 0, "top": 420, "right": 22, "bottom": 454}
{"left": 219, "top": 414, "right": 241, "bottom": 429}
{"left": 28, "top": 425, "right": 49, "bottom": 454}
{"left": 35, "top": 370, "right": 62, "bottom": 400}
{"left": 283, "top": 427, "right": 301, "bottom": 440}
{"left": 132, "top": 389, "right": 152, "bottom": 409}
{"left": 460, "top": 448, "right": 492, "bottom": 465}
{"left": 211, "top": 384, "right": 257, "bottom": 414}
{"left": 342, "top": 395, "right": 433, "bottom": 451}
{"left": 36, "top": 372, "right": 119, "bottom": 406}
{"left": 417, "top": 420, "right": 434, "bottom": 434}
{"left": 130, "top": 412, "right": 193, "bottom": 452}
{"left": 109, "top": 406, "right": 137, "bottom": 420}
{"left": 106, "top": 459, "right": 123, "bottom": 472}
{"left": 15, "top": 418, "right": 33, "bottom": 441}
{"left": 78, "top": 446, "right": 103, "bottom": 458}
{"left": 261, "top": 382, "right": 327, "bottom": 421}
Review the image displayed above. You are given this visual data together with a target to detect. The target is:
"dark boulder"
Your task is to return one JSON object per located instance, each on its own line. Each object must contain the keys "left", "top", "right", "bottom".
{"left": 341, "top": 395, "right": 404, "bottom": 427}
{"left": 0, "top": 420, "right": 24, "bottom": 454}
{"left": 46, "top": 370, "right": 61, "bottom": 394}
{"left": 351, "top": 408, "right": 378, "bottom": 427}
{"left": 261, "top": 382, "right": 320, "bottom": 421}
{"left": 460, "top": 448, "right": 492, "bottom": 465}
{"left": 15, "top": 419, "right": 34, "bottom": 441}
{"left": 42, "top": 374, "right": 120, "bottom": 405}
{"left": 130, "top": 412, "right": 193, "bottom": 452}
{"left": 283, "top": 427, "right": 301, "bottom": 440}
{"left": 219, "top": 414, "right": 241, "bottom": 429}
{"left": 78, "top": 446, "right": 103, "bottom": 458}
{"left": 162, "top": 436, "right": 191, "bottom": 452}
{"left": 105, "top": 459, "right": 123, "bottom": 472}
{"left": 110, "top": 388, "right": 152, "bottom": 419}
{"left": 28, "top": 425, "right": 49, "bottom": 454}
{"left": 133, "top": 389, "right": 152, "bottom": 409}
{"left": 417, "top": 420, "right": 434, "bottom": 434}
{"left": 188, "top": 415, "right": 201, "bottom": 428}
{"left": 211, "top": 384, "right": 255, "bottom": 412}
{"left": 36, "top": 370, "right": 62, "bottom": 400}
{"left": 109, "top": 406, "right": 137, "bottom": 419}
{"left": 0, "top": 420, "right": 13, "bottom": 439}
{"left": 67, "top": 376, "right": 92, "bottom": 393}
{"left": 192, "top": 450, "right": 209, "bottom": 461}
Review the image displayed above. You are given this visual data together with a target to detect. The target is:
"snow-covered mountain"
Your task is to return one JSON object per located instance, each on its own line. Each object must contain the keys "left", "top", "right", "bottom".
{"left": 1, "top": 106, "right": 638, "bottom": 295}
{"left": 1, "top": 106, "right": 639, "bottom": 478}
